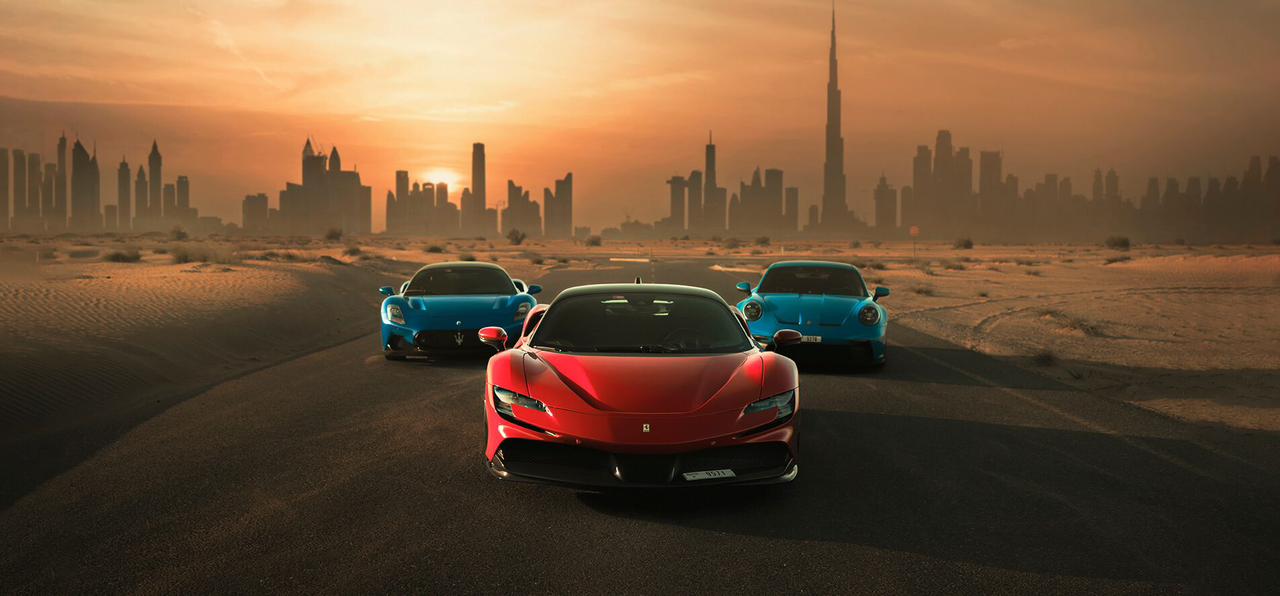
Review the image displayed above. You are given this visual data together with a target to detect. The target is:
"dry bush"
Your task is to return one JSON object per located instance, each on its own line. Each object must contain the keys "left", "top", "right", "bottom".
{"left": 104, "top": 249, "right": 142, "bottom": 263}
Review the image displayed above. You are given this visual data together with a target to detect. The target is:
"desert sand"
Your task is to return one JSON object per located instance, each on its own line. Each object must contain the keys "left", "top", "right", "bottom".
{"left": 1, "top": 233, "right": 1277, "bottom": 498}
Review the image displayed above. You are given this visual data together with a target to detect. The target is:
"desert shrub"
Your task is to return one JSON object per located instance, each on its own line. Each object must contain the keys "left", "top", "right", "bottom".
{"left": 585, "top": 235, "right": 603, "bottom": 247}
{"left": 104, "top": 249, "right": 142, "bottom": 263}
{"left": 324, "top": 228, "right": 343, "bottom": 242}
{"left": 916, "top": 263, "right": 935, "bottom": 276}
{"left": 506, "top": 229, "right": 527, "bottom": 245}
{"left": 1024, "top": 269, "right": 1042, "bottom": 276}
{"left": 910, "top": 284, "right": 936, "bottom": 296}
{"left": 943, "top": 261, "right": 967, "bottom": 271}
{"left": 170, "top": 226, "right": 189, "bottom": 241}
{"left": 755, "top": 236, "right": 770, "bottom": 246}
{"left": 1104, "top": 236, "right": 1130, "bottom": 251}
{"left": 977, "top": 290, "right": 989, "bottom": 298}
{"left": 343, "top": 246, "right": 362, "bottom": 256}
{"left": 458, "top": 253, "right": 476, "bottom": 262}
{"left": 1104, "top": 255, "right": 1132, "bottom": 265}
{"left": 722, "top": 237, "right": 743, "bottom": 249}
{"left": 1032, "top": 350, "right": 1056, "bottom": 367}
{"left": 750, "top": 248, "right": 764, "bottom": 255}
{"left": 953, "top": 237, "right": 974, "bottom": 249}
{"left": 152, "top": 247, "right": 169, "bottom": 255}
{"left": 705, "top": 249, "right": 717, "bottom": 256}
{"left": 850, "top": 240, "right": 862, "bottom": 249}
{"left": 1014, "top": 258, "right": 1041, "bottom": 266}
{"left": 424, "top": 244, "right": 445, "bottom": 253}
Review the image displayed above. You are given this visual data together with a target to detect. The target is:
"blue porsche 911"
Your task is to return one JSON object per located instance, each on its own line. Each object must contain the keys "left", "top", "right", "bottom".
{"left": 379, "top": 262, "right": 541, "bottom": 360}
{"left": 735, "top": 260, "right": 890, "bottom": 367}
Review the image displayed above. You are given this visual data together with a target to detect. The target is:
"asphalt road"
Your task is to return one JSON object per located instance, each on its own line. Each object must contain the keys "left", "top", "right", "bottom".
{"left": 3, "top": 259, "right": 1279, "bottom": 594}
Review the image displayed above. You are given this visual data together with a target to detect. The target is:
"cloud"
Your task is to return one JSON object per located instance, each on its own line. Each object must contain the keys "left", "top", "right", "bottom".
{"left": 185, "top": 5, "right": 285, "bottom": 91}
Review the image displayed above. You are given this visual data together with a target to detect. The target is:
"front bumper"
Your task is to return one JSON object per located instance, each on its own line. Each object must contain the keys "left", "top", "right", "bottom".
{"left": 747, "top": 319, "right": 886, "bottom": 362}
{"left": 382, "top": 322, "right": 522, "bottom": 354}
{"left": 488, "top": 439, "right": 798, "bottom": 488}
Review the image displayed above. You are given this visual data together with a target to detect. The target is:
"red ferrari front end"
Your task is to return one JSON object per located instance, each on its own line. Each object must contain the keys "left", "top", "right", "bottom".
{"left": 480, "top": 284, "right": 800, "bottom": 488}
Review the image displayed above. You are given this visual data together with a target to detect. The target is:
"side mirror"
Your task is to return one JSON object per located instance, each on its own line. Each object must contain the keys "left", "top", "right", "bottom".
{"left": 735, "top": 282, "right": 752, "bottom": 293}
{"left": 512, "top": 279, "right": 527, "bottom": 293}
{"left": 528, "top": 284, "right": 542, "bottom": 295}
{"left": 379, "top": 286, "right": 395, "bottom": 296}
{"left": 874, "top": 286, "right": 891, "bottom": 301}
{"left": 478, "top": 326, "right": 509, "bottom": 352}
{"left": 771, "top": 329, "right": 803, "bottom": 349}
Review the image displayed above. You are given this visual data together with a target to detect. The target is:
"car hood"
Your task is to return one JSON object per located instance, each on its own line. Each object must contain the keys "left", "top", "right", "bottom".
{"left": 525, "top": 351, "right": 762, "bottom": 415}
{"left": 764, "top": 294, "right": 865, "bottom": 325}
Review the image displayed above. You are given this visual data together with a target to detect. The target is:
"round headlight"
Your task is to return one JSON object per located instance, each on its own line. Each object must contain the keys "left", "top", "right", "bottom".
{"left": 858, "top": 305, "right": 880, "bottom": 326}
{"left": 743, "top": 301, "right": 763, "bottom": 321}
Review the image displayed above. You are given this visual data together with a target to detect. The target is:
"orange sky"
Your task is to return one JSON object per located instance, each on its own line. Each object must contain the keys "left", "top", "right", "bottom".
{"left": 1, "top": 0, "right": 1278, "bottom": 231}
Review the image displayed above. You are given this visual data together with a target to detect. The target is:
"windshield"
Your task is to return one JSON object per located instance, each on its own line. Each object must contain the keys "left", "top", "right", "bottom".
{"left": 757, "top": 266, "right": 867, "bottom": 297}
{"left": 531, "top": 292, "right": 754, "bottom": 354}
{"left": 404, "top": 267, "right": 515, "bottom": 296}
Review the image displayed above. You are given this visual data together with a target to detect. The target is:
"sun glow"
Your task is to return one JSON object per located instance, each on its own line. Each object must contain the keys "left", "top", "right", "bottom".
{"left": 422, "top": 168, "right": 463, "bottom": 190}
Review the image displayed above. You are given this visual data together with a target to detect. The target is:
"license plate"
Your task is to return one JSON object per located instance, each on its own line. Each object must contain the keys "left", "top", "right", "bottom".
{"left": 801, "top": 335, "right": 823, "bottom": 343}
{"left": 682, "top": 469, "right": 736, "bottom": 481}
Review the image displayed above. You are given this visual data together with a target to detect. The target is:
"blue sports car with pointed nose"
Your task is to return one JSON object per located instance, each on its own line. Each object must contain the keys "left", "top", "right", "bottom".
{"left": 735, "top": 260, "right": 890, "bottom": 367}
{"left": 379, "top": 262, "right": 541, "bottom": 360}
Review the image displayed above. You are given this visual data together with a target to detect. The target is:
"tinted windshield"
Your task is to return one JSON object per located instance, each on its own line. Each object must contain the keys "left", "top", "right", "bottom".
{"left": 405, "top": 267, "right": 515, "bottom": 296}
{"left": 757, "top": 266, "right": 867, "bottom": 297}
{"left": 531, "top": 292, "right": 754, "bottom": 354}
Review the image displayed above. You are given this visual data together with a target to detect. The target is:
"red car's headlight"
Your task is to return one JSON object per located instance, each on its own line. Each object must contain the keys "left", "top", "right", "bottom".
{"left": 744, "top": 389, "right": 795, "bottom": 420}
{"left": 493, "top": 386, "right": 547, "bottom": 415}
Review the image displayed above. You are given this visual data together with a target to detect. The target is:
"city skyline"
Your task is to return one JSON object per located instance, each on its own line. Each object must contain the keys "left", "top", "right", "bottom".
{"left": 1, "top": 1, "right": 1276, "bottom": 231}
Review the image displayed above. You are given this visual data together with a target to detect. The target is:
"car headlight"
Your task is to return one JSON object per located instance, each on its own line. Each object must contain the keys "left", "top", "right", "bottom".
{"left": 387, "top": 304, "right": 406, "bottom": 325}
{"left": 743, "top": 301, "right": 763, "bottom": 321}
{"left": 743, "top": 389, "right": 795, "bottom": 420}
{"left": 514, "top": 302, "right": 531, "bottom": 322}
{"left": 493, "top": 386, "right": 547, "bottom": 416}
{"left": 858, "top": 305, "right": 880, "bottom": 326}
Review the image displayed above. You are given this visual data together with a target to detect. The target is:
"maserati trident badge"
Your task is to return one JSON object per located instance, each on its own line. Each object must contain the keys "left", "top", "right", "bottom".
{"left": 642, "top": 423, "right": 651, "bottom": 433}
{"left": 454, "top": 331, "right": 465, "bottom": 346}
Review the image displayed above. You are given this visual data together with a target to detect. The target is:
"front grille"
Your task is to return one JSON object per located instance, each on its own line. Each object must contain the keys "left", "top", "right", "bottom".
{"left": 414, "top": 329, "right": 482, "bottom": 349}
{"left": 495, "top": 439, "right": 791, "bottom": 487}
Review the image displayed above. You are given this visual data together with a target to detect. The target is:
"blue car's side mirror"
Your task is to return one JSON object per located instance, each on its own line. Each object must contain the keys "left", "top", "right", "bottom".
{"left": 874, "top": 286, "right": 891, "bottom": 301}
{"left": 528, "top": 284, "right": 542, "bottom": 295}
{"left": 379, "top": 286, "right": 395, "bottom": 296}
{"left": 735, "top": 282, "right": 752, "bottom": 293}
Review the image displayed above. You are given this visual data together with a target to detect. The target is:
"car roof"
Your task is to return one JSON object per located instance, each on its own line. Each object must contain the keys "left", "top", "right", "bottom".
{"left": 764, "top": 260, "right": 859, "bottom": 271}
{"left": 413, "top": 261, "right": 509, "bottom": 275}
{"left": 554, "top": 283, "right": 729, "bottom": 304}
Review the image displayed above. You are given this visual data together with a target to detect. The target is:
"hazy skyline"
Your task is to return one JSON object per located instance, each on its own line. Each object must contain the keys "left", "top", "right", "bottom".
{"left": 2, "top": 0, "right": 1278, "bottom": 231}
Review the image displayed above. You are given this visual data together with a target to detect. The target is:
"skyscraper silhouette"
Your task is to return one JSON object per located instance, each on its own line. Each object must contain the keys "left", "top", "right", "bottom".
{"left": 0, "top": 148, "right": 8, "bottom": 232}
{"left": 462, "top": 143, "right": 491, "bottom": 236}
{"left": 666, "top": 175, "right": 687, "bottom": 232}
{"left": 117, "top": 159, "right": 131, "bottom": 231}
{"left": 134, "top": 166, "right": 147, "bottom": 230}
{"left": 12, "top": 149, "right": 26, "bottom": 231}
{"left": 702, "top": 133, "right": 726, "bottom": 231}
{"left": 543, "top": 173, "right": 573, "bottom": 238}
{"left": 148, "top": 141, "right": 162, "bottom": 225}
{"left": 53, "top": 133, "right": 67, "bottom": 232}
{"left": 69, "top": 140, "right": 100, "bottom": 232}
{"left": 820, "top": 7, "right": 847, "bottom": 230}
{"left": 873, "top": 174, "right": 897, "bottom": 229}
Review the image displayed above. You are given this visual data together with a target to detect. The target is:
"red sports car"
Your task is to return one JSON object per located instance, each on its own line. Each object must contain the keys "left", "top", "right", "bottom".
{"left": 478, "top": 283, "right": 802, "bottom": 488}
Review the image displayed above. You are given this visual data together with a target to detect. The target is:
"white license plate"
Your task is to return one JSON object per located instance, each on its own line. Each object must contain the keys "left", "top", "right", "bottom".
{"left": 681, "top": 469, "right": 736, "bottom": 481}
{"left": 800, "top": 335, "right": 823, "bottom": 343}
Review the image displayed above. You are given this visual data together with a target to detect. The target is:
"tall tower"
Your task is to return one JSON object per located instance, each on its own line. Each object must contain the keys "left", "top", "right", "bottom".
{"left": 820, "top": 7, "right": 847, "bottom": 230}
{"left": 464, "top": 142, "right": 488, "bottom": 235}
{"left": 148, "top": 141, "right": 162, "bottom": 222}
{"left": 55, "top": 133, "right": 68, "bottom": 228}
{"left": 117, "top": 158, "right": 131, "bottom": 231}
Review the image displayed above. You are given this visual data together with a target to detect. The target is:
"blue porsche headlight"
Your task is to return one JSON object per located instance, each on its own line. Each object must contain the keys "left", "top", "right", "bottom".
{"left": 386, "top": 304, "right": 406, "bottom": 325}
{"left": 858, "top": 305, "right": 880, "bottom": 326}
{"left": 743, "top": 301, "right": 763, "bottom": 321}
{"left": 493, "top": 386, "right": 547, "bottom": 415}
{"left": 744, "top": 389, "right": 795, "bottom": 420}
